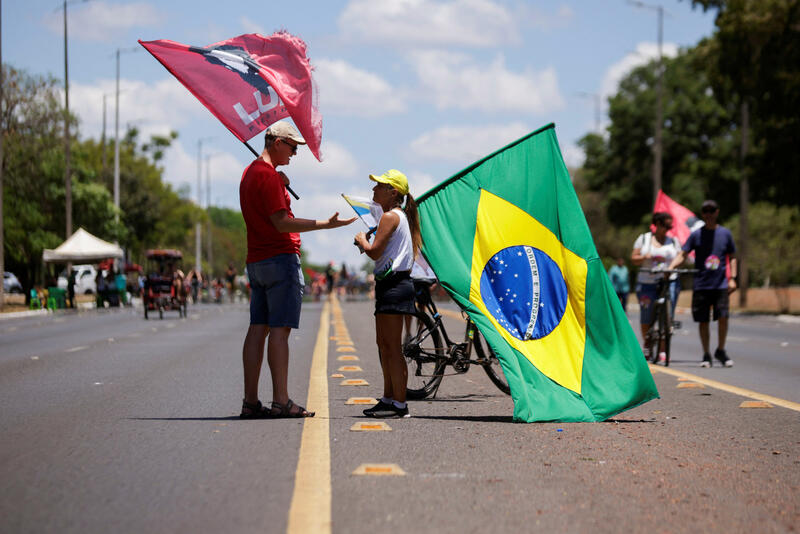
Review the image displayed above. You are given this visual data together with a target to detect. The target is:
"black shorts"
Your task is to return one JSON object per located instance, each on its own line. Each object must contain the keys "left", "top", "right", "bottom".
{"left": 691, "top": 289, "right": 729, "bottom": 322}
{"left": 375, "top": 271, "right": 416, "bottom": 315}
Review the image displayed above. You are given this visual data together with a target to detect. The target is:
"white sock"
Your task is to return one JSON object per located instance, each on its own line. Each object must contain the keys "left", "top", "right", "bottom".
{"left": 380, "top": 396, "right": 393, "bottom": 404}
{"left": 392, "top": 400, "right": 407, "bottom": 409}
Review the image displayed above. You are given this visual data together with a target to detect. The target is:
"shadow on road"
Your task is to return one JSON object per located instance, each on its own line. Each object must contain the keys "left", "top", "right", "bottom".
{"left": 127, "top": 416, "right": 241, "bottom": 421}
{"left": 604, "top": 418, "right": 657, "bottom": 423}
{"left": 409, "top": 414, "right": 514, "bottom": 423}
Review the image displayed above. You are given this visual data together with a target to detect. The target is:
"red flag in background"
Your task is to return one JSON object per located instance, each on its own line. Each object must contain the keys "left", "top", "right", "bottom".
{"left": 652, "top": 190, "right": 704, "bottom": 247}
{"left": 139, "top": 32, "right": 322, "bottom": 161}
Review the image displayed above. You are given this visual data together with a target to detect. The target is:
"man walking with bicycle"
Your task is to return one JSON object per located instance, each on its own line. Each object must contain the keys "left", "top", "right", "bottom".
{"left": 669, "top": 200, "right": 737, "bottom": 368}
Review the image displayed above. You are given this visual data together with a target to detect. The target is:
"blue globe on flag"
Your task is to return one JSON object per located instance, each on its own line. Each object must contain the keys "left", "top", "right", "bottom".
{"left": 479, "top": 245, "right": 568, "bottom": 341}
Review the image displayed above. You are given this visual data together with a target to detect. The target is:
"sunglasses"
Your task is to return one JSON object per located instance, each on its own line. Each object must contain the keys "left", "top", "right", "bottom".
{"left": 702, "top": 208, "right": 717, "bottom": 214}
{"left": 281, "top": 138, "right": 298, "bottom": 155}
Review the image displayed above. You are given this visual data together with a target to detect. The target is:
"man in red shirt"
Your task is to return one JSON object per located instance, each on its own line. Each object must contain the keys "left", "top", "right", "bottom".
{"left": 239, "top": 121, "right": 355, "bottom": 418}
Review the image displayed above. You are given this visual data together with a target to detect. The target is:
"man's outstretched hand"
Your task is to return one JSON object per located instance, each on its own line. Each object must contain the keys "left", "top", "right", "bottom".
{"left": 325, "top": 212, "right": 357, "bottom": 229}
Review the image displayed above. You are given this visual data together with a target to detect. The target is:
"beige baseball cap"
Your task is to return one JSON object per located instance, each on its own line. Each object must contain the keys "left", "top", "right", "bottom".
{"left": 265, "top": 121, "right": 306, "bottom": 144}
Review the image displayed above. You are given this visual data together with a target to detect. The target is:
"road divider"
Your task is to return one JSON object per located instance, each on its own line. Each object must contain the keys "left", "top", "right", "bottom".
{"left": 345, "top": 397, "right": 376, "bottom": 405}
{"left": 341, "top": 379, "right": 369, "bottom": 386}
{"left": 350, "top": 422, "right": 392, "bottom": 432}
{"left": 351, "top": 464, "right": 406, "bottom": 476}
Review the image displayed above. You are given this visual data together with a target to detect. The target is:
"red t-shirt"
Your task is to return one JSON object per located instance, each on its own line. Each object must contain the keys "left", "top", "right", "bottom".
{"left": 239, "top": 159, "right": 301, "bottom": 263}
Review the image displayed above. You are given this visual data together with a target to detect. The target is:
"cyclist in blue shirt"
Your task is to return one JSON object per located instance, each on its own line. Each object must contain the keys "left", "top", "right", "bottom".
{"left": 669, "top": 200, "right": 737, "bottom": 368}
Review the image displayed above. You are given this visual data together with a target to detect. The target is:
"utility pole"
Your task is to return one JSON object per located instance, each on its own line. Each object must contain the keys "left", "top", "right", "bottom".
{"left": 63, "top": 0, "right": 72, "bottom": 238}
{"left": 205, "top": 155, "right": 213, "bottom": 276}
{"left": 628, "top": 1, "right": 665, "bottom": 206}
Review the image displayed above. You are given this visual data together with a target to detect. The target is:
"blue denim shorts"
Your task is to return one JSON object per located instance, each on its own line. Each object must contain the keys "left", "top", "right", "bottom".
{"left": 636, "top": 280, "right": 680, "bottom": 325}
{"left": 247, "top": 253, "right": 304, "bottom": 327}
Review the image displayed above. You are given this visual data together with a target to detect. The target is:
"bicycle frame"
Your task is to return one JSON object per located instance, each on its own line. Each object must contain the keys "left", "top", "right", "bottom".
{"left": 404, "top": 281, "right": 511, "bottom": 398}
{"left": 640, "top": 268, "right": 696, "bottom": 366}
{"left": 412, "top": 284, "right": 478, "bottom": 367}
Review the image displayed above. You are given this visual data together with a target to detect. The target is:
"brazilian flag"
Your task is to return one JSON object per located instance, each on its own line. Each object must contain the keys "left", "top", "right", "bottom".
{"left": 416, "top": 124, "right": 658, "bottom": 422}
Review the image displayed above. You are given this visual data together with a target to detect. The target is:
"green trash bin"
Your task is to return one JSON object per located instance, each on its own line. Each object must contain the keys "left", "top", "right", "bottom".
{"left": 47, "top": 287, "right": 67, "bottom": 309}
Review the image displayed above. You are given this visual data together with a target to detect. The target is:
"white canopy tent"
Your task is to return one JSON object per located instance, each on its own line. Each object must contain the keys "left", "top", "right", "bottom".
{"left": 42, "top": 228, "right": 123, "bottom": 263}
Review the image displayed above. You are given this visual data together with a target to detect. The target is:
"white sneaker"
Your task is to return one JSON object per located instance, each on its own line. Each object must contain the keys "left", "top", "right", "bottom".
{"left": 657, "top": 352, "right": 667, "bottom": 365}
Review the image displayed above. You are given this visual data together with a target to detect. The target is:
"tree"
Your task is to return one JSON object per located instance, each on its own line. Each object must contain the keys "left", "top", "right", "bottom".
{"left": 579, "top": 48, "right": 737, "bottom": 227}
{"left": 727, "top": 203, "right": 800, "bottom": 311}
{"left": 687, "top": 0, "right": 800, "bottom": 203}
{"left": 1, "top": 65, "right": 201, "bottom": 291}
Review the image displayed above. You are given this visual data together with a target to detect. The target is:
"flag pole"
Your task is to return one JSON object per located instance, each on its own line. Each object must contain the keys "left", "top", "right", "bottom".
{"left": 244, "top": 140, "right": 299, "bottom": 200}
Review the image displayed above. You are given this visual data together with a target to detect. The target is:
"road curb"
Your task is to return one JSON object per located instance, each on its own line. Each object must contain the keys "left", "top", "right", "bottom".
{"left": 0, "top": 309, "right": 50, "bottom": 321}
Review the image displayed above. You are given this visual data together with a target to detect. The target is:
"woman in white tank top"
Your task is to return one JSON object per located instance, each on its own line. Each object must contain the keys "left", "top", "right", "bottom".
{"left": 354, "top": 169, "right": 422, "bottom": 418}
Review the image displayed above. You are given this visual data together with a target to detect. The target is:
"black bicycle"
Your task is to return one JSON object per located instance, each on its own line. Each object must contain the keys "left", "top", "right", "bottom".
{"left": 640, "top": 268, "right": 696, "bottom": 366}
{"left": 402, "top": 280, "right": 511, "bottom": 399}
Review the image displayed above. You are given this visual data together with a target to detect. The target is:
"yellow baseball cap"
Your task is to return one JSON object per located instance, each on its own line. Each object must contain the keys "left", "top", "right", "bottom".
{"left": 369, "top": 169, "right": 409, "bottom": 195}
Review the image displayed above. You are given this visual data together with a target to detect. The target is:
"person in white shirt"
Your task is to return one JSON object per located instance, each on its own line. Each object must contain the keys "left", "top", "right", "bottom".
{"left": 354, "top": 170, "right": 421, "bottom": 418}
{"left": 631, "top": 212, "right": 682, "bottom": 364}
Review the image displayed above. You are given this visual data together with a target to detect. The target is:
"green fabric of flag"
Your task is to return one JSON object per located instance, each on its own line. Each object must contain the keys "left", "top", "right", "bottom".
{"left": 416, "top": 124, "right": 658, "bottom": 422}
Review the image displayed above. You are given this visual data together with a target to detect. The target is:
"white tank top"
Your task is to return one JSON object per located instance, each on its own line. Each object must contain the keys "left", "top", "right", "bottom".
{"left": 375, "top": 208, "right": 413, "bottom": 280}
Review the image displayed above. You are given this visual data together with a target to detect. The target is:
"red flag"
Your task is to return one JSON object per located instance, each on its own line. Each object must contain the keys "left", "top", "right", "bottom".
{"left": 139, "top": 32, "right": 322, "bottom": 160}
{"left": 652, "top": 190, "right": 703, "bottom": 247}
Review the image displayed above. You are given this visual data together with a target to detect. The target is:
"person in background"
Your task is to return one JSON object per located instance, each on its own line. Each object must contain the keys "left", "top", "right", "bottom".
{"left": 225, "top": 262, "right": 237, "bottom": 303}
{"left": 631, "top": 212, "right": 681, "bottom": 364}
{"left": 67, "top": 269, "right": 76, "bottom": 309}
{"left": 668, "top": 199, "right": 736, "bottom": 368}
{"left": 607, "top": 257, "right": 630, "bottom": 312}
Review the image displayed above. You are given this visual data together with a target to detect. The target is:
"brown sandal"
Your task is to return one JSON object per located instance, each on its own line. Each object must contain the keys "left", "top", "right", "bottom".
{"left": 270, "top": 399, "right": 315, "bottom": 418}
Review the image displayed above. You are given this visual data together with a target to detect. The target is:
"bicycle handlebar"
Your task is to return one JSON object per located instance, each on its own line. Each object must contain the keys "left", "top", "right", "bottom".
{"left": 640, "top": 268, "right": 698, "bottom": 274}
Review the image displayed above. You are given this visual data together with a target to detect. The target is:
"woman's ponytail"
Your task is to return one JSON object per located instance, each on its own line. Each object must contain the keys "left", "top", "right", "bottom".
{"left": 404, "top": 193, "right": 422, "bottom": 259}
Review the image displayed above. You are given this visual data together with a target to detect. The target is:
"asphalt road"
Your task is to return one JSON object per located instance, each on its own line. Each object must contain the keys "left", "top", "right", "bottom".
{"left": 1, "top": 298, "right": 797, "bottom": 533}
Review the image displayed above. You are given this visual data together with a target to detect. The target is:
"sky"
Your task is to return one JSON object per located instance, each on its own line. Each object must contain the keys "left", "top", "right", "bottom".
{"left": 4, "top": 0, "right": 717, "bottom": 271}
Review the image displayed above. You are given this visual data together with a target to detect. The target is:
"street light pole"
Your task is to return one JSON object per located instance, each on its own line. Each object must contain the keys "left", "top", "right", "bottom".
{"left": 205, "top": 155, "right": 213, "bottom": 275}
{"left": 63, "top": 0, "right": 72, "bottom": 238}
{"left": 114, "top": 49, "right": 120, "bottom": 225}
{"left": 653, "top": 4, "right": 664, "bottom": 207}
{"left": 196, "top": 137, "right": 213, "bottom": 274}
{"left": 101, "top": 93, "right": 107, "bottom": 180}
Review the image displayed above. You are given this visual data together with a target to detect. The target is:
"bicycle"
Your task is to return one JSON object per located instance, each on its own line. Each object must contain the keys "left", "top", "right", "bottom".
{"left": 640, "top": 268, "right": 696, "bottom": 366}
{"left": 402, "top": 280, "right": 511, "bottom": 399}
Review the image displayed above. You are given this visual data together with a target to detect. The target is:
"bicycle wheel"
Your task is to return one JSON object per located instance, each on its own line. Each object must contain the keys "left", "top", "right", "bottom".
{"left": 661, "top": 299, "right": 672, "bottom": 366}
{"left": 645, "top": 312, "right": 660, "bottom": 363}
{"left": 404, "top": 311, "right": 446, "bottom": 399}
{"left": 472, "top": 328, "right": 511, "bottom": 395}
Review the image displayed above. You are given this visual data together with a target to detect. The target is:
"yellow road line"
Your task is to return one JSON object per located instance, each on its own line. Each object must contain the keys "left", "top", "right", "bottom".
{"left": 286, "top": 298, "right": 331, "bottom": 534}
{"left": 650, "top": 365, "right": 800, "bottom": 412}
